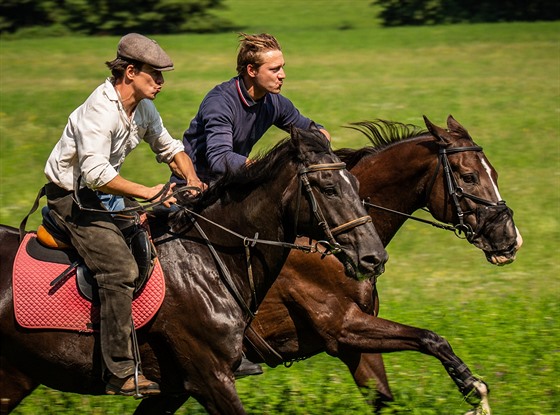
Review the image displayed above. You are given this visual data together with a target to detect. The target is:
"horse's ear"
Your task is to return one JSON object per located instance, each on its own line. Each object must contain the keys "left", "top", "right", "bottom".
{"left": 288, "top": 124, "right": 305, "bottom": 159}
{"left": 446, "top": 115, "right": 471, "bottom": 139}
{"left": 423, "top": 115, "right": 436, "bottom": 135}
{"left": 423, "top": 115, "right": 452, "bottom": 146}
{"left": 289, "top": 124, "right": 301, "bottom": 141}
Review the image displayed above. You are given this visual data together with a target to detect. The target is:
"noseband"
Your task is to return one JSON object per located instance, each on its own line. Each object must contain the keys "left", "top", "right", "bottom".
{"left": 295, "top": 162, "right": 372, "bottom": 255}
{"left": 426, "top": 145, "right": 509, "bottom": 241}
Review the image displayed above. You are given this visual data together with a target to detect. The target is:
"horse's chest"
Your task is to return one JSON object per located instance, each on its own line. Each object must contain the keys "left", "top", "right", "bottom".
{"left": 352, "top": 280, "right": 376, "bottom": 313}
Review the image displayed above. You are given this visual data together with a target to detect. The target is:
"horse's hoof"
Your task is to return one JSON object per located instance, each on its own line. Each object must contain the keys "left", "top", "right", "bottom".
{"left": 464, "top": 380, "right": 491, "bottom": 415}
{"left": 464, "top": 407, "right": 491, "bottom": 415}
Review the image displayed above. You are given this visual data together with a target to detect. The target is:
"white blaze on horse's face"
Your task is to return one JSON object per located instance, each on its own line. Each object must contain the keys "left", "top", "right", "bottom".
{"left": 478, "top": 154, "right": 523, "bottom": 253}
{"left": 479, "top": 156, "right": 503, "bottom": 202}
{"left": 339, "top": 170, "right": 354, "bottom": 187}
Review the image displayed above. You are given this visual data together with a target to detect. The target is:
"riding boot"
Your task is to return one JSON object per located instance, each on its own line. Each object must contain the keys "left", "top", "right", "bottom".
{"left": 106, "top": 373, "right": 160, "bottom": 396}
{"left": 234, "top": 356, "right": 263, "bottom": 378}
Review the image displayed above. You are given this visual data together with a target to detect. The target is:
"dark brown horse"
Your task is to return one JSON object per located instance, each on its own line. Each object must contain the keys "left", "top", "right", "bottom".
{"left": 0, "top": 128, "right": 388, "bottom": 415}
{"left": 106, "top": 116, "right": 521, "bottom": 415}
{"left": 241, "top": 115, "right": 522, "bottom": 415}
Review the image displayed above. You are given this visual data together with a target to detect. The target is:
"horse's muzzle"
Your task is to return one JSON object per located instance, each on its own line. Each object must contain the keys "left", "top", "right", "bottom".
{"left": 469, "top": 204, "right": 520, "bottom": 266}
{"left": 482, "top": 226, "right": 523, "bottom": 266}
{"left": 338, "top": 249, "right": 387, "bottom": 281}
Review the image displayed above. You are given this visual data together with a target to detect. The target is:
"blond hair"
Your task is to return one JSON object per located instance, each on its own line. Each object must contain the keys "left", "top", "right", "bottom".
{"left": 236, "top": 33, "right": 282, "bottom": 75}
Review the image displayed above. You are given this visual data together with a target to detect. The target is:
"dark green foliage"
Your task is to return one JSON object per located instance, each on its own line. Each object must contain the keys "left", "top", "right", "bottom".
{"left": 373, "top": 0, "right": 560, "bottom": 26}
{"left": 0, "top": 0, "right": 236, "bottom": 36}
{"left": 0, "top": 0, "right": 52, "bottom": 33}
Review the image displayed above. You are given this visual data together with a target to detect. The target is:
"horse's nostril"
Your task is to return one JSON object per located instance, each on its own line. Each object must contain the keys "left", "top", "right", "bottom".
{"left": 361, "top": 253, "right": 387, "bottom": 270}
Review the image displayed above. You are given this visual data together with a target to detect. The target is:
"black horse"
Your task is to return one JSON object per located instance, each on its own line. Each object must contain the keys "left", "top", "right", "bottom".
{"left": 0, "top": 127, "right": 388, "bottom": 415}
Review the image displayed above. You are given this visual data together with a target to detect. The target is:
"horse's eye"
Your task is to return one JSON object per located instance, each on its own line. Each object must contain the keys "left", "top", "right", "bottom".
{"left": 322, "top": 186, "right": 337, "bottom": 197}
{"left": 462, "top": 174, "right": 477, "bottom": 184}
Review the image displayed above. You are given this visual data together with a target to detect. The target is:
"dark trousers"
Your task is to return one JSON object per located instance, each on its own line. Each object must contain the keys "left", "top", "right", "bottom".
{"left": 45, "top": 183, "right": 138, "bottom": 380}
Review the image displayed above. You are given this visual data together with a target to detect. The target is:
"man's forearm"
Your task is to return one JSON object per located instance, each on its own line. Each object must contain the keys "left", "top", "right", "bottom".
{"left": 97, "top": 175, "right": 152, "bottom": 199}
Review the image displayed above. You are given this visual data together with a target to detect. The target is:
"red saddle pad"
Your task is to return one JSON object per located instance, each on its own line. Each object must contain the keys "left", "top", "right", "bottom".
{"left": 13, "top": 232, "right": 165, "bottom": 333}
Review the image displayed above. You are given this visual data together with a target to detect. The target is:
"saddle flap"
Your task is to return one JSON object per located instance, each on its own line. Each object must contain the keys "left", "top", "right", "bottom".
{"left": 128, "top": 227, "right": 156, "bottom": 292}
{"left": 12, "top": 233, "right": 166, "bottom": 333}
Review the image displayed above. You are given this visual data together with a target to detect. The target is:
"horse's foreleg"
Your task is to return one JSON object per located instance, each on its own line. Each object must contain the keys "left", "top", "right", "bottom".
{"left": 136, "top": 374, "right": 246, "bottom": 415}
{"left": 187, "top": 375, "right": 246, "bottom": 415}
{"left": 335, "top": 307, "right": 490, "bottom": 413}
{"left": 438, "top": 347, "right": 491, "bottom": 413}
{"left": 339, "top": 352, "right": 393, "bottom": 413}
{"left": 0, "top": 361, "right": 38, "bottom": 415}
{"left": 134, "top": 394, "right": 189, "bottom": 415}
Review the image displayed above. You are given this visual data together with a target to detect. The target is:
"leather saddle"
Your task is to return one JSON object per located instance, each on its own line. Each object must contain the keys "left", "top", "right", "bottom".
{"left": 36, "top": 207, "right": 156, "bottom": 303}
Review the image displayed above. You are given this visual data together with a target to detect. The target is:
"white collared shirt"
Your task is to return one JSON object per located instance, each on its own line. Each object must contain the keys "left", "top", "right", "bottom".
{"left": 45, "top": 78, "right": 183, "bottom": 191}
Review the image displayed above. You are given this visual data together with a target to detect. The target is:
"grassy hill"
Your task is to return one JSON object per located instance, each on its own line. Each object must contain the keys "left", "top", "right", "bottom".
{"left": 1, "top": 1, "right": 558, "bottom": 413}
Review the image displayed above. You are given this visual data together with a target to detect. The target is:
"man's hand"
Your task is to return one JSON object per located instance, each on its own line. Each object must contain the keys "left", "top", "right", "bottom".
{"left": 186, "top": 178, "right": 207, "bottom": 194}
{"left": 148, "top": 183, "right": 177, "bottom": 207}
{"left": 168, "top": 153, "right": 207, "bottom": 195}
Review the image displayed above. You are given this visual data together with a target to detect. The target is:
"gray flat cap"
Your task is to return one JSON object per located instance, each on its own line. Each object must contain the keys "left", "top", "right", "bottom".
{"left": 117, "top": 33, "right": 174, "bottom": 72}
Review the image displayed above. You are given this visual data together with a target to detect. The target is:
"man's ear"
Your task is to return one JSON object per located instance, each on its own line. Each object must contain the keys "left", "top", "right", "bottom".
{"left": 246, "top": 64, "right": 258, "bottom": 78}
{"left": 125, "top": 64, "right": 138, "bottom": 81}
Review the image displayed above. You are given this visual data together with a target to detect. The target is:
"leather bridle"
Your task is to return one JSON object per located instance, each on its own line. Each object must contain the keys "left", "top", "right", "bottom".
{"left": 427, "top": 145, "right": 509, "bottom": 241}
{"left": 294, "top": 162, "right": 372, "bottom": 255}
{"left": 364, "top": 145, "right": 509, "bottom": 242}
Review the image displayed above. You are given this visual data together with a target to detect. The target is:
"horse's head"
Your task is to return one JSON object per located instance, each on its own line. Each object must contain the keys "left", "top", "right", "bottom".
{"left": 423, "top": 115, "right": 522, "bottom": 265}
{"left": 284, "top": 126, "right": 387, "bottom": 279}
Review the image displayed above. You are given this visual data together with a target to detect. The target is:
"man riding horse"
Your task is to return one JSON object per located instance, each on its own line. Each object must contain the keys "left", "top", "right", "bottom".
{"left": 42, "top": 33, "right": 205, "bottom": 397}
{"left": 170, "top": 32, "right": 332, "bottom": 375}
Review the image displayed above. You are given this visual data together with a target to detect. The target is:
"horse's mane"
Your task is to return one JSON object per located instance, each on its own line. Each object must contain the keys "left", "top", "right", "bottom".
{"left": 169, "top": 127, "right": 331, "bottom": 218}
{"left": 336, "top": 120, "right": 429, "bottom": 170}
{"left": 147, "top": 128, "right": 331, "bottom": 234}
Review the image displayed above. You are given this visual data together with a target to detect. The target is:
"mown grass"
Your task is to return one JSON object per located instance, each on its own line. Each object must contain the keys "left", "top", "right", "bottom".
{"left": 1, "top": 0, "right": 558, "bottom": 414}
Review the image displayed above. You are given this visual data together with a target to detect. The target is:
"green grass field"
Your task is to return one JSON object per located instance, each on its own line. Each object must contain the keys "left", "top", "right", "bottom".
{"left": 1, "top": 1, "right": 558, "bottom": 414}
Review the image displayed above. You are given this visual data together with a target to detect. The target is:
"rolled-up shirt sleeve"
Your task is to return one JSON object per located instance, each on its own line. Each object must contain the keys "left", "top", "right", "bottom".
{"left": 45, "top": 79, "right": 184, "bottom": 192}
{"left": 141, "top": 101, "right": 184, "bottom": 164}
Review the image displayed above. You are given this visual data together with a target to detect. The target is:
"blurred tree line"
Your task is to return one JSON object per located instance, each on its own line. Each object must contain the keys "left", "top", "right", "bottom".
{"left": 1, "top": 0, "right": 558, "bottom": 37}
{"left": 0, "top": 0, "right": 235, "bottom": 36}
{"left": 374, "top": 0, "right": 560, "bottom": 26}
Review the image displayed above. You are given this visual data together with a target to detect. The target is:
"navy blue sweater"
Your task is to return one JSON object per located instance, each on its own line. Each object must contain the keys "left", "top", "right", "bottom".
{"left": 174, "top": 76, "right": 321, "bottom": 183}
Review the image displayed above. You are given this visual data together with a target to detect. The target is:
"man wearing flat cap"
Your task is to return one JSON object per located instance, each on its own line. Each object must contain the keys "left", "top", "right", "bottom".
{"left": 44, "top": 33, "right": 205, "bottom": 396}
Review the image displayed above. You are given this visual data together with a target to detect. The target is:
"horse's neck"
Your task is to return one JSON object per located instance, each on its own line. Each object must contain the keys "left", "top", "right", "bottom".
{"left": 191, "top": 186, "right": 294, "bottom": 307}
{"left": 204, "top": 185, "right": 289, "bottom": 242}
{"left": 354, "top": 138, "right": 435, "bottom": 245}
